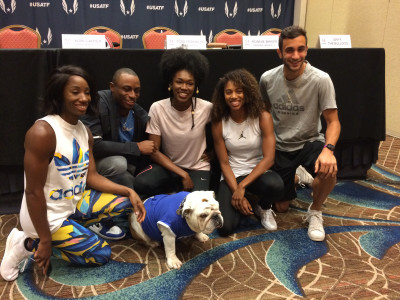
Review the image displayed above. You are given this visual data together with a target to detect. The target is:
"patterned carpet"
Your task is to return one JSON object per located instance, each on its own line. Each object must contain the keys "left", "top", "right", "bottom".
{"left": 1, "top": 136, "right": 400, "bottom": 299}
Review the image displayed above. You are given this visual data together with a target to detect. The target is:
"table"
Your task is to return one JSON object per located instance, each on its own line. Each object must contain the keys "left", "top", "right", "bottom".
{"left": 0, "top": 48, "right": 386, "bottom": 195}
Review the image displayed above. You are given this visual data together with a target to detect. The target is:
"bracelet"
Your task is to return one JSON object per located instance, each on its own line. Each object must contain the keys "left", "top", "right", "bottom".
{"left": 324, "top": 144, "right": 335, "bottom": 151}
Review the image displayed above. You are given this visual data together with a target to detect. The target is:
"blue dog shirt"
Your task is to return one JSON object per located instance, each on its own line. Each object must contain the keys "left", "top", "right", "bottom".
{"left": 142, "top": 192, "right": 196, "bottom": 242}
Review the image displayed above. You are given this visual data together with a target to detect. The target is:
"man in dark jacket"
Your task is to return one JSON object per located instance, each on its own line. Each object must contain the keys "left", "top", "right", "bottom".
{"left": 81, "top": 68, "right": 156, "bottom": 239}
{"left": 83, "top": 68, "right": 156, "bottom": 188}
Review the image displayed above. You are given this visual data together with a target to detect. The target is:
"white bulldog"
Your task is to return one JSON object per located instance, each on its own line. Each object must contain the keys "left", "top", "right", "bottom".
{"left": 129, "top": 190, "right": 223, "bottom": 269}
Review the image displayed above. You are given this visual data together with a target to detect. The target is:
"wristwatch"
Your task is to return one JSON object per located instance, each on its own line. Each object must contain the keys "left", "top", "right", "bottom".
{"left": 324, "top": 144, "right": 335, "bottom": 151}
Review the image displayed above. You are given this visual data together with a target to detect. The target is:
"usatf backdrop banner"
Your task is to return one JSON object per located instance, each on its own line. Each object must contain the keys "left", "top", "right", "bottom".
{"left": 0, "top": 0, "right": 294, "bottom": 48}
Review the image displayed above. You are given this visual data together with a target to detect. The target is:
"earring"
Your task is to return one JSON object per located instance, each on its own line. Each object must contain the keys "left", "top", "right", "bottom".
{"left": 168, "top": 86, "right": 171, "bottom": 92}
{"left": 196, "top": 87, "right": 199, "bottom": 94}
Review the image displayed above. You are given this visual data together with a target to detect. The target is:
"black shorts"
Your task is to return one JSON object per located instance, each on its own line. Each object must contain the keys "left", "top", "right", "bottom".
{"left": 273, "top": 141, "right": 324, "bottom": 202}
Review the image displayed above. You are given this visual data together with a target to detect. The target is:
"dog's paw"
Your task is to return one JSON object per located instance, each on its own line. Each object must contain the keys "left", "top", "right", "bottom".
{"left": 195, "top": 232, "right": 209, "bottom": 243}
{"left": 146, "top": 240, "right": 160, "bottom": 248}
{"left": 167, "top": 256, "right": 182, "bottom": 269}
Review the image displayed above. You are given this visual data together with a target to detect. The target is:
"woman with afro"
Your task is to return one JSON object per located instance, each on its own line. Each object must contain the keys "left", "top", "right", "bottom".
{"left": 134, "top": 49, "right": 213, "bottom": 197}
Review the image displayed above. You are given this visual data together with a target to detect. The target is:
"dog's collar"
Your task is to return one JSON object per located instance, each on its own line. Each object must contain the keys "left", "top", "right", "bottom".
{"left": 176, "top": 196, "right": 188, "bottom": 217}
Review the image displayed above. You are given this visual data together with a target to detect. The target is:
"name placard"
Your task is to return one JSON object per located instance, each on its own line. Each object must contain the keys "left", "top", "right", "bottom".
{"left": 242, "top": 36, "right": 279, "bottom": 49}
{"left": 319, "top": 35, "right": 352, "bottom": 48}
{"left": 62, "top": 34, "right": 106, "bottom": 49}
{"left": 166, "top": 35, "right": 207, "bottom": 50}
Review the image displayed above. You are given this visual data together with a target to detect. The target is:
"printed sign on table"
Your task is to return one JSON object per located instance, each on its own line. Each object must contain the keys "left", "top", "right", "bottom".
{"left": 166, "top": 35, "right": 207, "bottom": 49}
{"left": 319, "top": 35, "right": 352, "bottom": 48}
{"left": 242, "top": 36, "right": 279, "bottom": 49}
{"left": 62, "top": 34, "right": 106, "bottom": 49}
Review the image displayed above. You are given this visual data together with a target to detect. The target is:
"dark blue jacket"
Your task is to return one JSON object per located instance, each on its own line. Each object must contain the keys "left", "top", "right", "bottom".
{"left": 81, "top": 90, "right": 150, "bottom": 161}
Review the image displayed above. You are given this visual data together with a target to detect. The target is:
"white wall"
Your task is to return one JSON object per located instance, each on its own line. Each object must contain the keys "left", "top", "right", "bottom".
{"left": 296, "top": 0, "right": 400, "bottom": 137}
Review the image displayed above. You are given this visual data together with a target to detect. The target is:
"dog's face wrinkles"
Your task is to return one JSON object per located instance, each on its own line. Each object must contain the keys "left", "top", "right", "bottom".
{"left": 183, "top": 191, "right": 223, "bottom": 234}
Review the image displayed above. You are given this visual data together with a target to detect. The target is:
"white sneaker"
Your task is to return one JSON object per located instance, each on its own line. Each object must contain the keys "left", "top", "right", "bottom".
{"left": 296, "top": 165, "right": 314, "bottom": 188}
{"left": 0, "top": 228, "right": 32, "bottom": 281}
{"left": 254, "top": 204, "right": 277, "bottom": 231}
{"left": 305, "top": 205, "right": 325, "bottom": 241}
{"left": 88, "top": 222, "right": 126, "bottom": 240}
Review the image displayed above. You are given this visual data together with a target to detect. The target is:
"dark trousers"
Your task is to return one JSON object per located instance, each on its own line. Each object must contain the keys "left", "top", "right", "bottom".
{"left": 217, "top": 170, "right": 284, "bottom": 236}
{"left": 134, "top": 163, "right": 211, "bottom": 199}
{"left": 273, "top": 141, "right": 324, "bottom": 202}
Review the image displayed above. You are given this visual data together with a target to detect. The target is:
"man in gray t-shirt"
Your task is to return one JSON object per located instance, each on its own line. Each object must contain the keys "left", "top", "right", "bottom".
{"left": 259, "top": 25, "right": 341, "bottom": 242}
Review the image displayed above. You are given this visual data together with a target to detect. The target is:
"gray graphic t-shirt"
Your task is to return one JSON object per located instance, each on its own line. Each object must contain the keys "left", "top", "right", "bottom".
{"left": 259, "top": 62, "right": 337, "bottom": 152}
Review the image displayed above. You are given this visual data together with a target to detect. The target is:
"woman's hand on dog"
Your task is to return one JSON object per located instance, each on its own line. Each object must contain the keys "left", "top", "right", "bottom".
{"left": 128, "top": 190, "right": 146, "bottom": 223}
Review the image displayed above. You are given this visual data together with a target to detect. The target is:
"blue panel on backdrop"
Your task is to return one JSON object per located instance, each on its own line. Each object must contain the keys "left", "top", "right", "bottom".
{"left": 0, "top": 0, "right": 294, "bottom": 48}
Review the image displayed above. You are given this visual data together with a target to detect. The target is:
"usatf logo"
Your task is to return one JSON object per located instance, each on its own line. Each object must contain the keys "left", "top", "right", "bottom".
{"left": 36, "top": 27, "right": 52, "bottom": 46}
{"left": 200, "top": 29, "right": 213, "bottom": 43}
{"left": 146, "top": 5, "right": 163, "bottom": 11}
{"left": 120, "top": 0, "right": 134, "bottom": 16}
{"left": 62, "top": 0, "right": 78, "bottom": 14}
{"left": 198, "top": 6, "right": 214, "bottom": 12}
{"left": 247, "top": 7, "right": 263, "bottom": 13}
{"left": 90, "top": 3, "right": 109, "bottom": 9}
{"left": 122, "top": 35, "right": 139, "bottom": 39}
{"left": 175, "top": 0, "right": 187, "bottom": 17}
{"left": 0, "top": 0, "right": 16, "bottom": 14}
{"left": 225, "top": 1, "right": 237, "bottom": 18}
{"left": 30, "top": 2, "right": 50, "bottom": 7}
{"left": 271, "top": 3, "right": 281, "bottom": 19}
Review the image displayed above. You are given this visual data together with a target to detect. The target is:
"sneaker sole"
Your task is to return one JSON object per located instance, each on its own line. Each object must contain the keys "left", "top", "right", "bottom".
{"left": 308, "top": 232, "right": 325, "bottom": 241}
{"left": 96, "top": 232, "right": 126, "bottom": 240}
{"left": 261, "top": 223, "right": 277, "bottom": 231}
{"left": 89, "top": 227, "right": 126, "bottom": 241}
{"left": 0, "top": 228, "right": 20, "bottom": 281}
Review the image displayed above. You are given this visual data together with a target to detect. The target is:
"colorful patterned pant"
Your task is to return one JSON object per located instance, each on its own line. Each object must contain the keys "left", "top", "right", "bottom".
{"left": 32, "top": 190, "right": 133, "bottom": 266}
